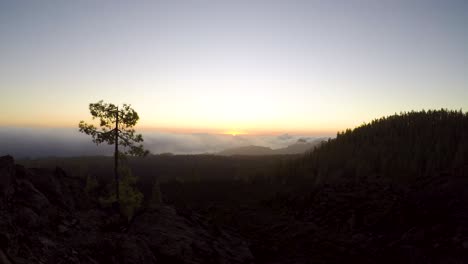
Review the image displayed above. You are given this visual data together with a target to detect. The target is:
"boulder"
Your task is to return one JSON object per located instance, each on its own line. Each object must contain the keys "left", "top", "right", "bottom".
{"left": 13, "top": 179, "right": 50, "bottom": 214}
{"left": 26, "top": 168, "right": 67, "bottom": 208}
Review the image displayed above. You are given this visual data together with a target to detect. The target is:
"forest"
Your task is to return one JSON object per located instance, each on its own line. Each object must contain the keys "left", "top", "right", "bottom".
{"left": 11, "top": 109, "right": 468, "bottom": 263}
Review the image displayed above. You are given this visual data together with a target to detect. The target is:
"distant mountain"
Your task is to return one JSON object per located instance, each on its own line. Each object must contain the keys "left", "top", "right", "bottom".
{"left": 218, "top": 138, "right": 326, "bottom": 156}
{"left": 272, "top": 139, "right": 325, "bottom": 154}
{"left": 218, "top": 145, "right": 274, "bottom": 156}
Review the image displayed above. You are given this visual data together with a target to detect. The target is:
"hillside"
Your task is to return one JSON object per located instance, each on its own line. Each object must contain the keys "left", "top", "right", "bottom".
{"left": 218, "top": 138, "right": 325, "bottom": 156}
{"left": 6, "top": 109, "right": 468, "bottom": 263}
{"left": 271, "top": 139, "right": 326, "bottom": 154}
{"left": 169, "top": 110, "right": 468, "bottom": 263}
{"left": 0, "top": 156, "right": 253, "bottom": 263}
{"left": 264, "top": 109, "right": 468, "bottom": 262}
{"left": 292, "top": 109, "right": 468, "bottom": 184}
{"left": 218, "top": 145, "right": 274, "bottom": 156}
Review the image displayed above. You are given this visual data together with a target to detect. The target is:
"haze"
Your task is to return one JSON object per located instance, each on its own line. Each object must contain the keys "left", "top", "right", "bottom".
{"left": 0, "top": 127, "right": 326, "bottom": 158}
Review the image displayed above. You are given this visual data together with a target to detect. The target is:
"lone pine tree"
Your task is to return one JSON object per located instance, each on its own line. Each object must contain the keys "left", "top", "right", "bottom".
{"left": 79, "top": 100, "right": 148, "bottom": 208}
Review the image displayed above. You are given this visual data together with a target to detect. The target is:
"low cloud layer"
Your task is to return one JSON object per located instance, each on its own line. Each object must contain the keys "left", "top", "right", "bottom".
{"left": 0, "top": 127, "right": 330, "bottom": 158}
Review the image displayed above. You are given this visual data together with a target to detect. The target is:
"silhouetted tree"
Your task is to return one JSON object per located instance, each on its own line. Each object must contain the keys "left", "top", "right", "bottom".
{"left": 79, "top": 100, "right": 148, "bottom": 208}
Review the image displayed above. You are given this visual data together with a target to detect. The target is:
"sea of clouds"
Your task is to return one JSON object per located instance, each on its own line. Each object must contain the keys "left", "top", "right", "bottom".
{"left": 0, "top": 127, "right": 331, "bottom": 158}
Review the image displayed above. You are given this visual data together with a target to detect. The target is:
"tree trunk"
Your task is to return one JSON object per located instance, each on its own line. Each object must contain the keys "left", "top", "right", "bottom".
{"left": 115, "top": 107, "right": 120, "bottom": 206}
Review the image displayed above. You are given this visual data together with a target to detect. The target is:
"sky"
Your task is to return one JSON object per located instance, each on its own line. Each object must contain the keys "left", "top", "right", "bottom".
{"left": 1, "top": 0, "right": 468, "bottom": 137}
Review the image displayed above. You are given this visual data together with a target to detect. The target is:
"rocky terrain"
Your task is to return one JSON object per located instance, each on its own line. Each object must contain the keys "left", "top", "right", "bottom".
{"left": 5, "top": 152, "right": 468, "bottom": 263}
{"left": 254, "top": 175, "right": 468, "bottom": 263}
{"left": 3, "top": 110, "right": 468, "bottom": 263}
{"left": 0, "top": 155, "right": 253, "bottom": 264}
{"left": 162, "top": 169, "right": 468, "bottom": 263}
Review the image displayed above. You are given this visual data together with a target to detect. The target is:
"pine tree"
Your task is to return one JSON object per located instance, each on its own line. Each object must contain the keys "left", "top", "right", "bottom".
{"left": 79, "top": 100, "right": 148, "bottom": 209}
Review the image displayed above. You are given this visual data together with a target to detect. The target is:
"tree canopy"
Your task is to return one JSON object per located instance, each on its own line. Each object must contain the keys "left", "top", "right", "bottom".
{"left": 79, "top": 100, "right": 148, "bottom": 156}
{"left": 283, "top": 109, "right": 468, "bottom": 185}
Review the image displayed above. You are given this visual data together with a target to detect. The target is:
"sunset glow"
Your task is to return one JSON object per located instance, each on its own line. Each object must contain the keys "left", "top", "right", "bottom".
{"left": 0, "top": 1, "right": 467, "bottom": 136}
{"left": 223, "top": 130, "right": 248, "bottom": 136}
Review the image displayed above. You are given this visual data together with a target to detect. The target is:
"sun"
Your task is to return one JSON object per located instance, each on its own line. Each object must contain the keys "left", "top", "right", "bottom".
{"left": 224, "top": 130, "right": 247, "bottom": 136}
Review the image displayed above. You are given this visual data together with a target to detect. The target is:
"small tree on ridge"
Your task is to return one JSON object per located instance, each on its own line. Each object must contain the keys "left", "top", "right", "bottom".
{"left": 79, "top": 100, "right": 148, "bottom": 208}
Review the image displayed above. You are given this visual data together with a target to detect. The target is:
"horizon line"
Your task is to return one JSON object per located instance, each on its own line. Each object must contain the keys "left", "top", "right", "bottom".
{"left": 0, "top": 123, "right": 337, "bottom": 137}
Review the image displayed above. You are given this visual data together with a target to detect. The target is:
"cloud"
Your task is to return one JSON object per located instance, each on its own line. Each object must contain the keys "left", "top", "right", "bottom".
{"left": 0, "top": 127, "right": 112, "bottom": 158}
{"left": 297, "top": 138, "right": 308, "bottom": 143}
{"left": 0, "top": 127, "right": 327, "bottom": 158}
{"left": 277, "top": 133, "right": 293, "bottom": 141}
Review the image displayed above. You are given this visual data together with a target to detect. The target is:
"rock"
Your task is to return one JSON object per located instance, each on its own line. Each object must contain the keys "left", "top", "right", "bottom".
{"left": 16, "top": 166, "right": 86, "bottom": 211}
{"left": 27, "top": 168, "right": 68, "bottom": 208}
{"left": 130, "top": 206, "right": 253, "bottom": 264}
{"left": 0, "top": 248, "right": 12, "bottom": 264}
{"left": 51, "top": 167, "right": 85, "bottom": 210}
{"left": 463, "top": 240, "right": 468, "bottom": 249}
{"left": 117, "top": 236, "right": 158, "bottom": 264}
{"left": 0, "top": 233, "right": 8, "bottom": 250}
{"left": 13, "top": 179, "right": 50, "bottom": 214}
{"left": 14, "top": 207, "right": 40, "bottom": 229}
{"left": 57, "top": 224, "right": 68, "bottom": 234}
{"left": 0, "top": 156, "right": 14, "bottom": 196}
{"left": 0, "top": 156, "right": 254, "bottom": 264}
{"left": 351, "top": 233, "right": 368, "bottom": 244}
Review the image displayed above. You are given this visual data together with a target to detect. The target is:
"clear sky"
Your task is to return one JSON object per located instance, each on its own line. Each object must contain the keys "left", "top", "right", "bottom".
{"left": 1, "top": 0, "right": 467, "bottom": 135}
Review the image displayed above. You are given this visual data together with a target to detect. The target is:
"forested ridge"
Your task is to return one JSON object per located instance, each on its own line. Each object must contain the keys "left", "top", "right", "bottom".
{"left": 282, "top": 109, "right": 468, "bottom": 184}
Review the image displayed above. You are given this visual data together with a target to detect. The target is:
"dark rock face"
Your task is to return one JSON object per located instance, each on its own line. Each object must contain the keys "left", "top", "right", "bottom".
{"left": 25, "top": 168, "right": 67, "bottom": 206}
{"left": 0, "top": 156, "right": 253, "bottom": 264}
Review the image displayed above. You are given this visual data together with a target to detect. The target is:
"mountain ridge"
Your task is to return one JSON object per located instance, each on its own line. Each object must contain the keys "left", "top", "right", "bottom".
{"left": 218, "top": 138, "right": 326, "bottom": 156}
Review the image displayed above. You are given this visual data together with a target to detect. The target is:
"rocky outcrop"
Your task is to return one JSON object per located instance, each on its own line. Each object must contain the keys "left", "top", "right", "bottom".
{"left": 0, "top": 156, "right": 253, "bottom": 264}
{"left": 130, "top": 207, "right": 252, "bottom": 264}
